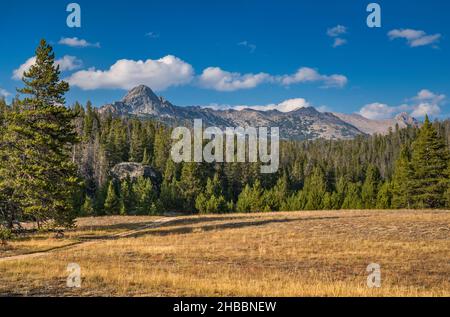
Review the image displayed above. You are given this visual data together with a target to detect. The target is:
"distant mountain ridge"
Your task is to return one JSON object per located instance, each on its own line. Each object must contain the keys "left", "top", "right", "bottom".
{"left": 99, "top": 85, "right": 418, "bottom": 140}
{"left": 333, "top": 112, "right": 419, "bottom": 135}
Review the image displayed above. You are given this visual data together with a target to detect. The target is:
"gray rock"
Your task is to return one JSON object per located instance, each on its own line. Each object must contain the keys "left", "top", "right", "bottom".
{"left": 110, "top": 162, "right": 158, "bottom": 183}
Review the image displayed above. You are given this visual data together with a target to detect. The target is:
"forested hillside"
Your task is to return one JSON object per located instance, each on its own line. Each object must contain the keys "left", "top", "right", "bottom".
{"left": 1, "top": 40, "right": 450, "bottom": 233}
{"left": 65, "top": 106, "right": 450, "bottom": 216}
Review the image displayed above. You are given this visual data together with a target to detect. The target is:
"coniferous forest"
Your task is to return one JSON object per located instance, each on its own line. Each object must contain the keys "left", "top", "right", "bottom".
{"left": 1, "top": 40, "right": 450, "bottom": 232}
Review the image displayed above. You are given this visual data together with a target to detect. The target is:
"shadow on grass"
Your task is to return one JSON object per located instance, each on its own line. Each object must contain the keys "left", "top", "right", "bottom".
{"left": 126, "top": 216, "right": 341, "bottom": 238}
{"left": 76, "top": 215, "right": 258, "bottom": 232}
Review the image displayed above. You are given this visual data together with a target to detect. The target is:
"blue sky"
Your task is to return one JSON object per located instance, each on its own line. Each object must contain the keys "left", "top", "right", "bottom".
{"left": 1, "top": 0, "right": 449, "bottom": 119}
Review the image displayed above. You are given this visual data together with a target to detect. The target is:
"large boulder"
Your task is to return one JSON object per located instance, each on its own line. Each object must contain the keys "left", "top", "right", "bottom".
{"left": 110, "top": 162, "right": 159, "bottom": 183}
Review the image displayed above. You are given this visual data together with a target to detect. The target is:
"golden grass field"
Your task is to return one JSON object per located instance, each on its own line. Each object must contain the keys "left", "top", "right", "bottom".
{"left": 0, "top": 210, "right": 449, "bottom": 297}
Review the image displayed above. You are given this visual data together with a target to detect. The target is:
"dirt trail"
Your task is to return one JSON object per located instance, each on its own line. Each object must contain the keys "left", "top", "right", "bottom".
{"left": 0, "top": 217, "right": 178, "bottom": 263}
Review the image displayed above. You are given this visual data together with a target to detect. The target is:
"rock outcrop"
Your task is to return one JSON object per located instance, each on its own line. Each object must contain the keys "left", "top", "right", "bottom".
{"left": 110, "top": 162, "right": 158, "bottom": 183}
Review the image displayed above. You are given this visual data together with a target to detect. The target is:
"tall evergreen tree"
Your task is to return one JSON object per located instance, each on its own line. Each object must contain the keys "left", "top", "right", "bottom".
{"left": 331, "top": 176, "right": 347, "bottom": 209}
{"left": 236, "top": 180, "right": 264, "bottom": 213}
{"left": 153, "top": 126, "right": 170, "bottom": 172}
{"left": 361, "top": 164, "right": 381, "bottom": 209}
{"left": 129, "top": 120, "right": 144, "bottom": 162}
{"left": 376, "top": 181, "right": 392, "bottom": 209}
{"left": 263, "top": 172, "right": 289, "bottom": 211}
{"left": 0, "top": 39, "right": 80, "bottom": 228}
{"left": 81, "top": 195, "right": 94, "bottom": 216}
{"left": 119, "top": 178, "right": 132, "bottom": 215}
{"left": 104, "top": 181, "right": 120, "bottom": 215}
{"left": 83, "top": 100, "right": 96, "bottom": 141}
{"left": 304, "top": 167, "right": 327, "bottom": 210}
{"left": 341, "top": 182, "right": 362, "bottom": 209}
{"left": 409, "top": 116, "right": 449, "bottom": 208}
{"left": 446, "top": 165, "right": 450, "bottom": 208}
{"left": 236, "top": 184, "right": 253, "bottom": 213}
{"left": 132, "top": 177, "right": 156, "bottom": 215}
{"left": 142, "top": 148, "right": 150, "bottom": 165}
{"left": 179, "top": 162, "right": 203, "bottom": 211}
{"left": 391, "top": 146, "right": 413, "bottom": 208}
{"left": 195, "top": 174, "right": 228, "bottom": 214}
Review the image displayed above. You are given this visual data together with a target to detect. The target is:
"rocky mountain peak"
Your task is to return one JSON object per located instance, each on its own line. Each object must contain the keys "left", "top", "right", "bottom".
{"left": 113, "top": 84, "right": 177, "bottom": 116}
{"left": 395, "top": 112, "right": 419, "bottom": 126}
{"left": 99, "top": 85, "right": 423, "bottom": 140}
{"left": 122, "top": 85, "right": 161, "bottom": 105}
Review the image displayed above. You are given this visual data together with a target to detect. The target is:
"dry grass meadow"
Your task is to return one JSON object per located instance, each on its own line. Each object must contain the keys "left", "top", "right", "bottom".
{"left": 0, "top": 210, "right": 449, "bottom": 297}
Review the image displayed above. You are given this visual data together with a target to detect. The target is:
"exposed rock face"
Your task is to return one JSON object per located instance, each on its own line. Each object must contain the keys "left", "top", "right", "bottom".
{"left": 100, "top": 85, "right": 180, "bottom": 118}
{"left": 110, "top": 162, "right": 158, "bottom": 182}
{"left": 99, "top": 85, "right": 419, "bottom": 140}
{"left": 395, "top": 112, "right": 420, "bottom": 127}
{"left": 333, "top": 112, "right": 420, "bottom": 135}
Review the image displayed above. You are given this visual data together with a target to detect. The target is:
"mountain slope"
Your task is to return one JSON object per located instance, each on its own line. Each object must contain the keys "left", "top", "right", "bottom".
{"left": 98, "top": 85, "right": 415, "bottom": 140}
{"left": 333, "top": 112, "right": 419, "bottom": 135}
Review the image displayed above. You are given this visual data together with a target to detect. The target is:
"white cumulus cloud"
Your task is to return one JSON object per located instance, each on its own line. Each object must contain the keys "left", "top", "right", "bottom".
{"left": 410, "top": 89, "right": 446, "bottom": 117}
{"left": 413, "top": 89, "right": 445, "bottom": 104}
{"left": 59, "top": 37, "right": 100, "bottom": 48}
{"left": 12, "top": 55, "right": 83, "bottom": 80}
{"left": 388, "top": 29, "right": 441, "bottom": 47}
{"left": 359, "top": 89, "right": 446, "bottom": 119}
{"left": 56, "top": 55, "right": 84, "bottom": 71}
{"left": 359, "top": 103, "right": 397, "bottom": 120}
{"left": 198, "top": 67, "right": 271, "bottom": 92}
{"left": 66, "top": 55, "right": 194, "bottom": 91}
{"left": 410, "top": 103, "right": 441, "bottom": 117}
{"left": 278, "top": 67, "right": 348, "bottom": 88}
{"left": 199, "top": 66, "right": 347, "bottom": 91}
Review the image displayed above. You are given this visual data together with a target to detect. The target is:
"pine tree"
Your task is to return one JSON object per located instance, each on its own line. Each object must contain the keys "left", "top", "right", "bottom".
{"left": 132, "top": 177, "right": 155, "bottom": 215}
{"left": 142, "top": 148, "right": 150, "bottom": 165}
{"left": 158, "top": 178, "right": 183, "bottom": 212}
{"left": 391, "top": 146, "right": 413, "bottom": 208}
{"left": 0, "top": 98, "right": 16, "bottom": 228}
{"left": 446, "top": 165, "right": 450, "bottom": 208}
{"left": 179, "top": 162, "right": 203, "bottom": 211}
{"left": 104, "top": 181, "right": 120, "bottom": 215}
{"left": 322, "top": 192, "right": 333, "bottom": 210}
{"left": 119, "top": 178, "right": 132, "bottom": 215}
{"left": 304, "top": 167, "right": 327, "bottom": 210}
{"left": 446, "top": 181, "right": 450, "bottom": 208}
{"left": 331, "top": 176, "right": 347, "bottom": 209}
{"left": 263, "top": 172, "right": 289, "bottom": 211}
{"left": 0, "top": 39, "right": 80, "bottom": 228}
{"left": 361, "top": 164, "right": 380, "bottom": 209}
{"left": 376, "top": 181, "right": 392, "bottom": 209}
{"left": 92, "top": 181, "right": 107, "bottom": 216}
{"left": 83, "top": 100, "right": 96, "bottom": 141}
{"left": 236, "top": 184, "right": 253, "bottom": 213}
{"left": 236, "top": 180, "right": 264, "bottom": 213}
{"left": 81, "top": 195, "right": 94, "bottom": 216}
{"left": 249, "top": 180, "right": 265, "bottom": 212}
{"left": 129, "top": 120, "right": 144, "bottom": 162}
{"left": 341, "top": 182, "right": 362, "bottom": 209}
{"left": 195, "top": 174, "right": 227, "bottom": 214}
{"left": 409, "top": 116, "right": 450, "bottom": 208}
{"left": 153, "top": 126, "right": 169, "bottom": 173}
